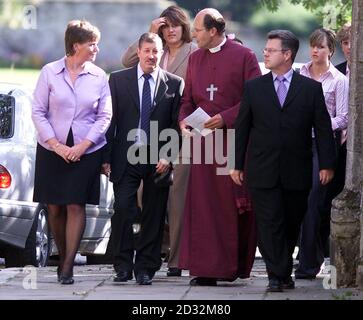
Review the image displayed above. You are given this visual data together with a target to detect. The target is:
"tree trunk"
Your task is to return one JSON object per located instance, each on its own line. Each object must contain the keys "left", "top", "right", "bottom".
{"left": 330, "top": 0, "right": 363, "bottom": 288}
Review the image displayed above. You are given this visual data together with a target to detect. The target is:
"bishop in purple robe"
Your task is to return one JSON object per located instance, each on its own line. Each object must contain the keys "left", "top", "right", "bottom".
{"left": 178, "top": 8, "right": 261, "bottom": 286}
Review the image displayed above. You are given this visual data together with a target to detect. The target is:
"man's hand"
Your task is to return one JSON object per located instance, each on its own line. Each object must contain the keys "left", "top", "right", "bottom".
{"left": 155, "top": 158, "right": 170, "bottom": 174}
{"left": 204, "top": 114, "right": 225, "bottom": 130}
{"left": 319, "top": 169, "right": 334, "bottom": 185}
{"left": 101, "top": 163, "right": 111, "bottom": 177}
{"left": 179, "top": 120, "right": 194, "bottom": 137}
{"left": 230, "top": 169, "right": 244, "bottom": 186}
{"left": 149, "top": 17, "right": 167, "bottom": 33}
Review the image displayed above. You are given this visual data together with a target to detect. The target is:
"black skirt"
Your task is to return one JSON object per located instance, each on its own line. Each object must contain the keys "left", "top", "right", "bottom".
{"left": 33, "top": 130, "right": 103, "bottom": 205}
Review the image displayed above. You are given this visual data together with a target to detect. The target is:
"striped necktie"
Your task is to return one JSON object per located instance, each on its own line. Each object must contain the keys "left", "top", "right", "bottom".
{"left": 140, "top": 73, "right": 152, "bottom": 142}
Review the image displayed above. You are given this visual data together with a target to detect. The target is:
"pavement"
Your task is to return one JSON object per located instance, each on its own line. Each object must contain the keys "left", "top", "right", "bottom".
{"left": 0, "top": 257, "right": 362, "bottom": 301}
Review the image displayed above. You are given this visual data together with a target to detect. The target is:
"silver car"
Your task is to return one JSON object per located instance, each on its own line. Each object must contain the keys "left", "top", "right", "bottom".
{"left": 0, "top": 83, "right": 114, "bottom": 267}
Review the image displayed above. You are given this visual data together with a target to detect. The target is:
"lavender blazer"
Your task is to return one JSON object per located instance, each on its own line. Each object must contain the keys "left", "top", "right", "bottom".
{"left": 32, "top": 57, "right": 112, "bottom": 154}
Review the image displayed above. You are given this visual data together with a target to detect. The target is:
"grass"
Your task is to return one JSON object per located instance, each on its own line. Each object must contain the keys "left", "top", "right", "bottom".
{"left": 0, "top": 67, "right": 40, "bottom": 89}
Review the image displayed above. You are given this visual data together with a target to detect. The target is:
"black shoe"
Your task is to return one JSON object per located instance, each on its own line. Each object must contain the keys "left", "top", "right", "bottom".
{"left": 60, "top": 274, "right": 74, "bottom": 285}
{"left": 167, "top": 267, "right": 182, "bottom": 277}
{"left": 189, "top": 277, "right": 217, "bottom": 286}
{"left": 136, "top": 273, "right": 152, "bottom": 285}
{"left": 282, "top": 276, "right": 295, "bottom": 289}
{"left": 266, "top": 278, "right": 283, "bottom": 292}
{"left": 294, "top": 273, "right": 316, "bottom": 280}
{"left": 114, "top": 270, "right": 133, "bottom": 282}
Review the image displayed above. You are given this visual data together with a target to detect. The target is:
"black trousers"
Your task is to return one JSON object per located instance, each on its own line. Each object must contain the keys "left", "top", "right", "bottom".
{"left": 297, "top": 139, "right": 342, "bottom": 276}
{"left": 250, "top": 185, "right": 309, "bottom": 280}
{"left": 111, "top": 161, "right": 169, "bottom": 277}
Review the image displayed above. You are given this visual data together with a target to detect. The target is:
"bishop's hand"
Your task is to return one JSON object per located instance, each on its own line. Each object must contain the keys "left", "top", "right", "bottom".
{"left": 204, "top": 114, "right": 225, "bottom": 130}
{"left": 179, "top": 120, "right": 194, "bottom": 137}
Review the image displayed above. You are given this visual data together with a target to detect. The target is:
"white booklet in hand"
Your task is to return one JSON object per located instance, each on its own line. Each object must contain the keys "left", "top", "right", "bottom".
{"left": 183, "top": 107, "right": 214, "bottom": 136}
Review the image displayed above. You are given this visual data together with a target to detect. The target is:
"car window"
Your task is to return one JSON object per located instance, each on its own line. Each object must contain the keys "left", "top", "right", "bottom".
{"left": 0, "top": 94, "right": 15, "bottom": 139}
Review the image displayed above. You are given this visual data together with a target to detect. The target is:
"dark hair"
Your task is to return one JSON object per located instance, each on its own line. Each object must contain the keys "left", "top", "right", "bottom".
{"left": 138, "top": 32, "right": 163, "bottom": 49}
{"left": 65, "top": 20, "right": 100, "bottom": 56}
{"left": 158, "top": 5, "right": 192, "bottom": 45}
{"left": 267, "top": 29, "right": 299, "bottom": 63}
{"left": 337, "top": 23, "right": 351, "bottom": 43}
{"left": 203, "top": 13, "right": 225, "bottom": 35}
{"left": 309, "top": 28, "right": 336, "bottom": 58}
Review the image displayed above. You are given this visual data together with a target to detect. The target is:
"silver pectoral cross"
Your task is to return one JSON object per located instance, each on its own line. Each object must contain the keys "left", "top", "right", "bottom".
{"left": 206, "top": 84, "right": 218, "bottom": 101}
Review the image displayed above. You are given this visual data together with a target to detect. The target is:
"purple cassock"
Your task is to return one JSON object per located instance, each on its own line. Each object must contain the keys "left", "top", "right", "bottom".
{"left": 178, "top": 38, "right": 261, "bottom": 279}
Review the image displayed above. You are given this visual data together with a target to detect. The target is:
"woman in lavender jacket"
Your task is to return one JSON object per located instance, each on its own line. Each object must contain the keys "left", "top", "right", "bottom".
{"left": 32, "top": 20, "right": 112, "bottom": 285}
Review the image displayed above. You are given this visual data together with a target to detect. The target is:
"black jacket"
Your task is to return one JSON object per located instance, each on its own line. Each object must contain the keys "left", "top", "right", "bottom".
{"left": 335, "top": 61, "right": 348, "bottom": 75}
{"left": 234, "top": 71, "right": 336, "bottom": 190}
{"left": 104, "top": 66, "right": 184, "bottom": 183}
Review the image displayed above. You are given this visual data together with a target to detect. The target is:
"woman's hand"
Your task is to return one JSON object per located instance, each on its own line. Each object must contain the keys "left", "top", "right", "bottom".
{"left": 67, "top": 139, "right": 93, "bottom": 162}
{"left": 149, "top": 17, "right": 167, "bottom": 33}
{"left": 47, "top": 138, "right": 71, "bottom": 163}
{"left": 54, "top": 144, "right": 71, "bottom": 163}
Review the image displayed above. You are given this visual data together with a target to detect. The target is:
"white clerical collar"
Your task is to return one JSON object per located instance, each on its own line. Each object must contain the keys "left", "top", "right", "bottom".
{"left": 209, "top": 36, "right": 227, "bottom": 53}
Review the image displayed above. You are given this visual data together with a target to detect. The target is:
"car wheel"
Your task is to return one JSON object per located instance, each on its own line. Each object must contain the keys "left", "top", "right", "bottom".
{"left": 34, "top": 207, "right": 50, "bottom": 267}
{"left": 5, "top": 206, "right": 51, "bottom": 267}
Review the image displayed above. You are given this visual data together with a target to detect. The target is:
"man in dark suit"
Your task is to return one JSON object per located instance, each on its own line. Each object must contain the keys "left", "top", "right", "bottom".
{"left": 103, "top": 32, "right": 184, "bottom": 285}
{"left": 230, "top": 30, "right": 336, "bottom": 292}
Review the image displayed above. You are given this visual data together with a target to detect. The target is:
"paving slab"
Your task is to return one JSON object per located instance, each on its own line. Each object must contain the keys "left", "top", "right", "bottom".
{"left": 0, "top": 258, "right": 362, "bottom": 300}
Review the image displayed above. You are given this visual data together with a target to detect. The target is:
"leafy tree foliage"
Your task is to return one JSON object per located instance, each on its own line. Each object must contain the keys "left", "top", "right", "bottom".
{"left": 260, "top": 0, "right": 352, "bottom": 29}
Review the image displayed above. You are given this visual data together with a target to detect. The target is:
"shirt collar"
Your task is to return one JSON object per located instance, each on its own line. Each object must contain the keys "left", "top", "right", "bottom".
{"left": 301, "top": 60, "right": 337, "bottom": 78}
{"left": 54, "top": 57, "right": 67, "bottom": 74}
{"left": 53, "top": 56, "right": 98, "bottom": 76}
{"left": 272, "top": 68, "right": 294, "bottom": 83}
{"left": 137, "top": 63, "right": 159, "bottom": 82}
{"left": 209, "top": 36, "right": 227, "bottom": 53}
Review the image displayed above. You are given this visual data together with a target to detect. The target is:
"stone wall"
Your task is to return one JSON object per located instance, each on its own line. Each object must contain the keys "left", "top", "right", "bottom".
{"left": 0, "top": 0, "right": 172, "bottom": 71}
{"left": 0, "top": 0, "right": 345, "bottom": 71}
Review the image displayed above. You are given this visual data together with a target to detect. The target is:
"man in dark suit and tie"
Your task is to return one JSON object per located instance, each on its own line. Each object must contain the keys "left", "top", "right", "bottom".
{"left": 230, "top": 30, "right": 336, "bottom": 292}
{"left": 103, "top": 32, "right": 184, "bottom": 285}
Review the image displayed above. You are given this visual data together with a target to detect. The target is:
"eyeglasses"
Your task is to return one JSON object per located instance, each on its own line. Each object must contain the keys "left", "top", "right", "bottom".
{"left": 263, "top": 48, "right": 287, "bottom": 54}
{"left": 193, "top": 27, "right": 206, "bottom": 33}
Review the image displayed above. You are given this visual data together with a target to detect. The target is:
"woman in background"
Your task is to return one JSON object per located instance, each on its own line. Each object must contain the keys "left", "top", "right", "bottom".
{"left": 296, "top": 28, "right": 349, "bottom": 279}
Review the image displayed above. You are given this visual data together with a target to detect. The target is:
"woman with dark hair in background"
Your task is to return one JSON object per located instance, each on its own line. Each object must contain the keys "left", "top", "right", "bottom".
{"left": 32, "top": 20, "right": 112, "bottom": 285}
{"left": 121, "top": 5, "right": 197, "bottom": 277}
